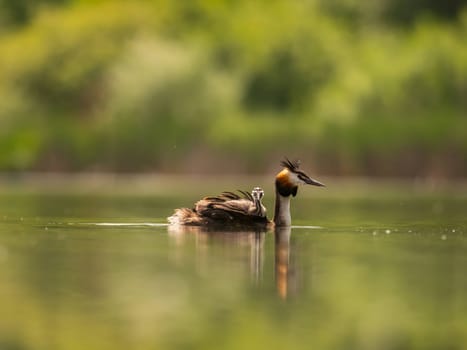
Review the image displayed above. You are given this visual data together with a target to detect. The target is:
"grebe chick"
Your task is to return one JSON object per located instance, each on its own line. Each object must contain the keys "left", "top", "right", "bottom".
{"left": 167, "top": 158, "right": 325, "bottom": 227}
{"left": 250, "top": 187, "right": 266, "bottom": 217}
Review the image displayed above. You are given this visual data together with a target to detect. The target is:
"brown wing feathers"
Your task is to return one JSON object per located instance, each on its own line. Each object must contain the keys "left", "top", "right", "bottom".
{"left": 194, "top": 190, "right": 262, "bottom": 222}
{"left": 203, "top": 190, "right": 252, "bottom": 202}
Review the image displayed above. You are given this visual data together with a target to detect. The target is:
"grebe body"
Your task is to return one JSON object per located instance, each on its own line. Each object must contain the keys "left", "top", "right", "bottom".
{"left": 167, "top": 159, "right": 324, "bottom": 227}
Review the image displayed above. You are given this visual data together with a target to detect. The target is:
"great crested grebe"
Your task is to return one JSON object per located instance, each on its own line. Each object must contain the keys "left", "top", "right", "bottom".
{"left": 167, "top": 158, "right": 325, "bottom": 227}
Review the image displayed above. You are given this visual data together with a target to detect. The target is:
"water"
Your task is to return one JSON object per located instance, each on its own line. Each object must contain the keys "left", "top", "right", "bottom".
{"left": 0, "top": 182, "right": 466, "bottom": 350}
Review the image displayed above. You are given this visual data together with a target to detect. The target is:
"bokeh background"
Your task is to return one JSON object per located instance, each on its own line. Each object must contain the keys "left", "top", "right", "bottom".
{"left": 1, "top": 3, "right": 467, "bottom": 350}
{"left": 1, "top": 0, "right": 466, "bottom": 177}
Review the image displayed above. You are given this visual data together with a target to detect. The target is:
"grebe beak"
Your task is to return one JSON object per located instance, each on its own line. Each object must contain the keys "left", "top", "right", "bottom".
{"left": 304, "top": 176, "right": 326, "bottom": 187}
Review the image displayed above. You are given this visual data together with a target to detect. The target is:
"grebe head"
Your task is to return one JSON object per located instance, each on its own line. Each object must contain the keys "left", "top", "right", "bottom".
{"left": 251, "top": 187, "right": 264, "bottom": 201}
{"left": 275, "top": 158, "right": 325, "bottom": 197}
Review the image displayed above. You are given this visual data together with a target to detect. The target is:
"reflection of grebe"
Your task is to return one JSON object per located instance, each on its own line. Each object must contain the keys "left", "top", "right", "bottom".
{"left": 168, "top": 159, "right": 324, "bottom": 227}
{"left": 168, "top": 225, "right": 266, "bottom": 283}
{"left": 168, "top": 225, "right": 299, "bottom": 299}
{"left": 275, "top": 227, "right": 292, "bottom": 299}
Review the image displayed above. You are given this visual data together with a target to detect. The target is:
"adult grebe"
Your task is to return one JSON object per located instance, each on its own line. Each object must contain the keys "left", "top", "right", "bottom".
{"left": 167, "top": 158, "right": 325, "bottom": 227}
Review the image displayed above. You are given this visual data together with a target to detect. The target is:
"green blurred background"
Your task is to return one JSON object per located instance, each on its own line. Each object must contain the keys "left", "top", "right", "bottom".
{"left": 1, "top": 0, "right": 466, "bottom": 177}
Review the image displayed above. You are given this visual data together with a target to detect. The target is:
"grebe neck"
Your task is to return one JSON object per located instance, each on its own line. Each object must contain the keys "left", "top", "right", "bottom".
{"left": 273, "top": 189, "right": 291, "bottom": 227}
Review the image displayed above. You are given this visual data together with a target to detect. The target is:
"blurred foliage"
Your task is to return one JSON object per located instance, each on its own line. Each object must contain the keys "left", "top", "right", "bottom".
{"left": 0, "top": 0, "right": 466, "bottom": 175}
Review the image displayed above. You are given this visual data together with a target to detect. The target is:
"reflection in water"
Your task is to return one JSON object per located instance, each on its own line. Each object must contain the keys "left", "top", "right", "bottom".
{"left": 1, "top": 191, "right": 466, "bottom": 350}
{"left": 168, "top": 225, "right": 298, "bottom": 299}
{"left": 249, "top": 231, "right": 265, "bottom": 285}
{"left": 275, "top": 227, "right": 292, "bottom": 299}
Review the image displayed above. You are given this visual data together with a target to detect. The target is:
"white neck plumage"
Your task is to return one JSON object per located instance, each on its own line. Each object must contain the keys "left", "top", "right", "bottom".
{"left": 273, "top": 190, "right": 292, "bottom": 227}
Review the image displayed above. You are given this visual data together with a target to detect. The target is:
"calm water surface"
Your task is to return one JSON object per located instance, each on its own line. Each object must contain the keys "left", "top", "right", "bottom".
{"left": 0, "top": 184, "right": 466, "bottom": 350}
